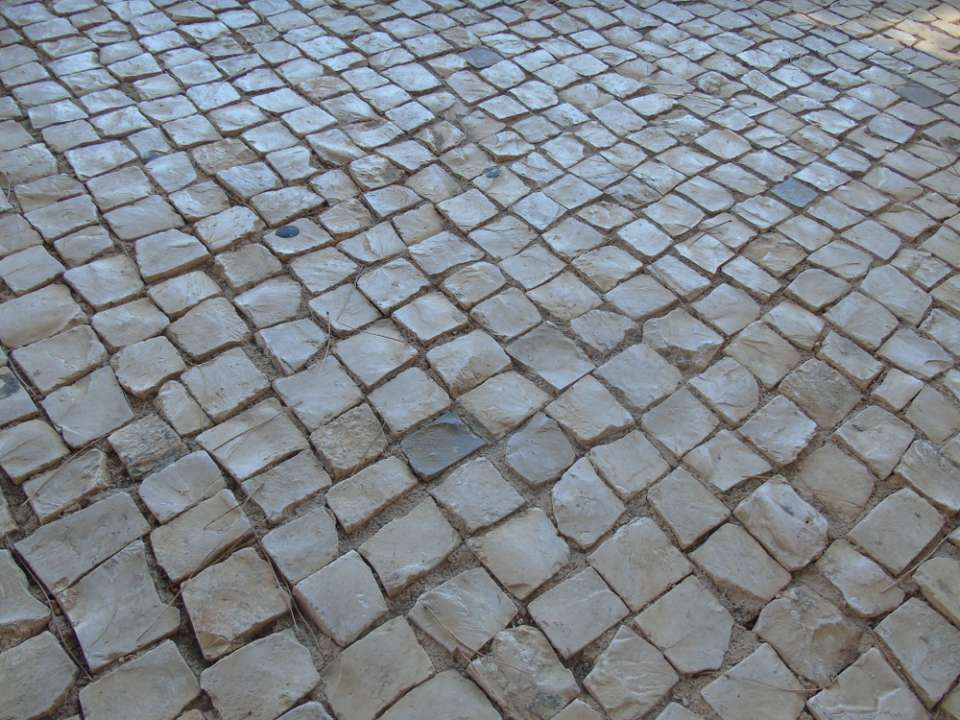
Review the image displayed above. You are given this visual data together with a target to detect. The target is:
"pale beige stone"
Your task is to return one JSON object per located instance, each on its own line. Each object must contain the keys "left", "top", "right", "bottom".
{"left": 78, "top": 641, "right": 199, "bottom": 720}
{"left": 360, "top": 499, "right": 460, "bottom": 595}
{"left": 0, "top": 632, "right": 77, "bottom": 720}
{"left": 202, "top": 630, "right": 319, "bottom": 720}
{"left": 634, "top": 575, "right": 733, "bottom": 673}
{"left": 734, "top": 477, "right": 828, "bottom": 570}
{"left": 847, "top": 488, "right": 942, "bottom": 575}
{"left": 16, "top": 492, "right": 148, "bottom": 593}
{"left": 876, "top": 598, "right": 960, "bottom": 707}
{"left": 150, "top": 490, "right": 253, "bottom": 583}
{"left": 409, "top": 568, "right": 517, "bottom": 658}
{"left": 0, "top": 549, "right": 49, "bottom": 644}
{"left": 702, "top": 644, "right": 805, "bottom": 720}
{"left": 808, "top": 648, "right": 927, "bottom": 720}
{"left": 584, "top": 626, "right": 678, "bottom": 720}
{"left": 589, "top": 517, "right": 692, "bottom": 611}
{"left": 323, "top": 618, "right": 434, "bottom": 720}
{"left": 817, "top": 539, "right": 905, "bottom": 618}
{"left": 295, "top": 550, "right": 387, "bottom": 646}
{"left": 60, "top": 540, "right": 179, "bottom": 671}
{"left": 469, "top": 626, "right": 579, "bottom": 720}
{"left": 380, "top": 671, "right": 501, "bottom": 720}
{"left": 468, "top": 508, "right": 569, "bottom": 600}
{"left": 529, "top": 567, "right": 628, "bottom": 658}
{"left": 182, "top": 548, "right": 289, "bottom": 661}
{"left": 914, "top": 556, "right": 960, "bottom": 627}
{"left": 552, "top": 458, "right": 625, "bottom": 549}
{"left": 755, "top": 586, "right": 860, "bottom": 686}
{"left": 326, "top": 456, "right": 417, "bottom": 532}
{"left": 691, "top": 524, "right": 791, "bottom": 606}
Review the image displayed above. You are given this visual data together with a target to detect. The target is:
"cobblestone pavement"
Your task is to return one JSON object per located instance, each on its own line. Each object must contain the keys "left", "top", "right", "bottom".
{"left": 1, "top": 0, "right": 960, "bottom": 718}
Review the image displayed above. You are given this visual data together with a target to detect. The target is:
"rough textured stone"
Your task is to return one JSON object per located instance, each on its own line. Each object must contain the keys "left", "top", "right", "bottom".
{"left": 584, "top": 626, "right": 678, "bottom": 720}
{"left": 323, "top": 618, "right": 434, "bottom": 720}
{"left": 201, "top": 631, "right": 319, "bottom": 720}
{"left": 0, "top": 632, "right": 77, "bottom": 720}
{"left": 469, "top": 626, "right": 578, "bottom": 720}
{"left": 701, "top": 644, "right": 805, "bottom": 720}
{"left": 78, "top": 641, "right": 199, "bottom": 720}
{"left": 468, "top": 508, "right": 570, "bottom": 600}
{"left": 409, "top": 568, "right": 517, "bottom": 658}
{"left": 182, "top": 548, "right": 289, "bottom": 661}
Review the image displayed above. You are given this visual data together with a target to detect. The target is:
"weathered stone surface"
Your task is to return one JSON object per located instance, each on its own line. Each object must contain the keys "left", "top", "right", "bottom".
{"left": 876, "top": 598, "right": 960, "bottom": 707}
{"left": 589, "top": 517, "right": 691, "bottom": 611}
{"left": 740, "top": 396, "right": 816, "bottom": 465}
{"left": 16, "top": 492, "right": 149, "bottom": 593}
{"left": 648, "top": 468, "right": 730, "bottom": 548}
{"left": 108, "top": 414, "right": 188, "bottom": 479}
{"left": 848, "top": 488, "right": 942, "bottom": 575}
{"left": 78, "top": 641, "right": 199, "bottom": 720}
{"left": 326, "top": 456, "right": 417, "bottom": 532}
{"left": 0, "top": 632, "right": 77, "bottom": 720}
{"left": 262, "top": 506, "right": 338, "bottom": 585}
{"left": 529, "top": 567, "right": 628, "bottom": 658}
{"left": 150, "top": 490, "right": 253, "bottom": 583}
{"left": 201, "top": 630, "right": 319, "bottom": 720}
{"left": 584, "top": 626, "right": 678, "bottom": 720}
{"left": 182, "top": 547, "right": 289, "bottom": 660}
{"left": 546, "top": 376, "right": 633, "bottom": 445}
{"left": 701, "top": 644, "right": 805, "bottom": 720}
{"left": 360, "top": 498, "right": 460, "bottom": 595}
{"left": 734, "top": 477, "right": 828, "bottom": 570}
{"left": 295, "top": 549, "right": 387, "bottom": 646}
{"left": 197, "top": 399, "right": 308, "bottom": 481}
{"left": 310, "top": 404, "right": 386, "bottom": 479}
{"left": 381, "top": 671, "right": 501, "bottom": 720}
{"left": 552, "top": 458, "right": 625, "bottom": 549}
{"left": 0, "top": 418, "right": 68, "bottom": 482}
{"left": 409, "top": 567, "right": 517, "bottom": 658}
{"left": 42, "top": 366, "right": 134, "bottom": 448}
{"left": 0, "top": 284, "right": 84, "bottom": 348}
{"left": 323, "top": 617, "right": 434, "bottom": 720}
{"left": 468, "top": 508, "right": 570, "bottom": 600}
{"left": 817, "top": 539, "right": 905, "bottom": 618}
{"left": 755, "top": 586, "right": 860, "bottom": 686}
{"left": 635, "top": 575, "right": 733, "bottom": 673}
{"left": 0, "top": 549, "right": 49, "bottom": 645}
{"left": 430, "top": 457, "right": 523, "bottom": 534}
{"left": 469, "top": 626, "right": 579, "bottom": 720}
{"left": 691, "top": 524, "right": 790, "bottom": 606}
{"left": 240, "top": 450, "right": 330, "bottom": 524}
{"left": 60, "top": 540, "right": 179, "bottom": 671}
{"left": 808, "top": 648, "right": 927, "bottom": 720}
{"left": 139, "top": 450, "right": 225, "bottom": 523}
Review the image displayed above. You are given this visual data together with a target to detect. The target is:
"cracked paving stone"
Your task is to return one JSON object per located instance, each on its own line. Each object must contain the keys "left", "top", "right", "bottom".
{"left": 585, "top": 625, "right": 679, "bottom": 720}
{"left": 468, "top": 626, "right": 579, "bottom": 720}
{"left": 702, "top": 644, "right": 805, "bottom": 720}
{"left": 635, "top": 575, "right": 733, "bottom": 674}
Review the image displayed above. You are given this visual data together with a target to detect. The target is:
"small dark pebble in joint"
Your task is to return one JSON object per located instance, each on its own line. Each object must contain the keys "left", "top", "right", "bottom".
{"left": 275, "top": 225, "right": 300, "bottom": 238}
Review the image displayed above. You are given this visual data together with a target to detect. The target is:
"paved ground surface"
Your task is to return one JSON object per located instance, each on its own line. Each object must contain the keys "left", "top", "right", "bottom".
{"left": 1, "top": 0, "right": 960, "bottom": 718}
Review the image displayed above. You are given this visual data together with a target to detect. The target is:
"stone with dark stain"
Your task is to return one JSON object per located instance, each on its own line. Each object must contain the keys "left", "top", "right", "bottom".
{"left": 462, "top": 46, "right": 503, "bottom": 69}
{"left": 401, "top": 413, "right": 485, "bottom": 478}
{"left": 894, "top": 82, "right": 945, "bottom": 109}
